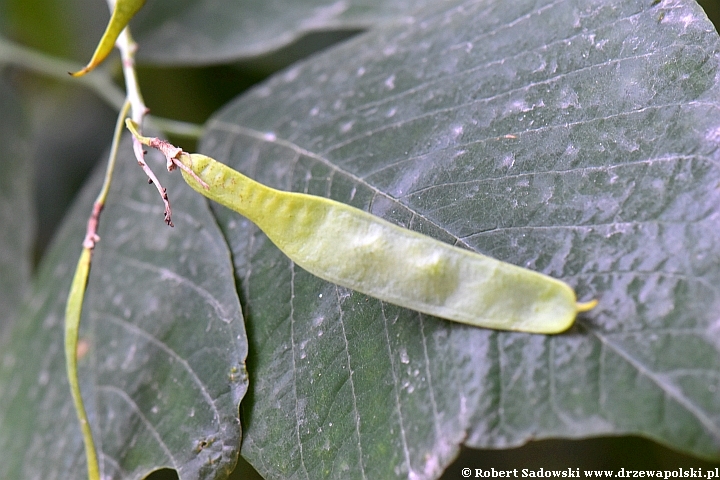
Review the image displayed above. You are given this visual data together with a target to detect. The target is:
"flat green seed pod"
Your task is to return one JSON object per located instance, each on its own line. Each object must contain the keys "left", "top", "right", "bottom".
{"left": 71, "top": 0, "right": 146, "bottom": 77}
{"left": 178, "top": 153, "right": 595, "bottom": 334}
{"left": 65, "top": 248, "right": 100, "bottom": 480}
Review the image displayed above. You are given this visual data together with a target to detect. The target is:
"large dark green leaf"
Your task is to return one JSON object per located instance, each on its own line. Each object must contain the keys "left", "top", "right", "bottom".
{"left": 198, "top": 0, "right": 720, "bottom": 478}
{"left": 133, "top": 0, "right": 434, "bottom": 65}
{"left": 0, "top": 74, "right": 33, "bottom": 339}
{"left": 0, "top": 135, "right": 248, "bottom": 479}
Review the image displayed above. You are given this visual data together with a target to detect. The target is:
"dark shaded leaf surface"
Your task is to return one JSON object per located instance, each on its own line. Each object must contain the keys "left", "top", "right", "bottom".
{"left": 198, "top": 0, "right": 720, "bottom": 478}
{"left": 0, "top": 74, "right": 33, "bottom": 339}
{"left": 0, "top": 135, "right": 248, "bottom": 479}
{"left": 133, "top": 0, "right": 434, "bottom": 65}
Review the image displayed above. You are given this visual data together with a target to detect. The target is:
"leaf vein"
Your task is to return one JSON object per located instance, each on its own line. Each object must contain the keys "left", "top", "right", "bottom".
{"left": 101, "top": 313, "right": 222, "bottom": 427}
{"left": 97, "top": 385, "right": 179, "bottom": 471}
{"left": 336, "top": 287, "right": 368, "bottom": 480}
{"left": 115, "top": 254, "right": 232, "bottom": 323}
{"left": 419, "top": 315, "right": 441, "bottom": 438}
{"left": 381, "top": 303, "right": 414, "bottom": 478}
{"left": 288, "top": 263, "right": 310, "bottom": 480}
{"left": 321, "top": 51, "right": 684, "bottom": 159}
{"left": 589, "top": 327, "right": 720, "bottom": 439}
{"left": 208, "top": 120, "right": 472, "bottom": 250}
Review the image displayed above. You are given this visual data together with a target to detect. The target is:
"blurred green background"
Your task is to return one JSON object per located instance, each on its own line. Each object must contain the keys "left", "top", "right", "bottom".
{"left": 1, "top": 0, "right": 719, "bottom": 478}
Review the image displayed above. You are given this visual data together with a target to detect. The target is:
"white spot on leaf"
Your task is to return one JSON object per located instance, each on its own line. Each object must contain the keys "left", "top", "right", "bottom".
{"left": 706, "top": 126, "right": 720, "bottom": 143}
{"left": 340, "top": 121, "right": 354, "bottom": 133}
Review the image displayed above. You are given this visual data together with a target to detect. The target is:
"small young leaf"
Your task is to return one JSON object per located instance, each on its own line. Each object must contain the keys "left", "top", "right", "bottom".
{"left": 71, "top": 0, "right": 146, "bottom": 77}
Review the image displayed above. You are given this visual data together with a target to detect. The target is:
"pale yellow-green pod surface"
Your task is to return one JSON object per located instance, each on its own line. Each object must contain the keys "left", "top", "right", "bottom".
{"left": 65, "top": 248, "right": 100, "bottom": 480}
{"left": 71, "top": 0, "right": 146, "bottom": 77}
{"left": 179, "top": 153, "right": 595, "bottom": 334}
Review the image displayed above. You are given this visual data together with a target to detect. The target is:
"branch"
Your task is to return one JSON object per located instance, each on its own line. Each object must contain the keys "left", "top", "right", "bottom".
{"left": 84, "top": 100, "right": 132, "bottom": 248}
{"left": 115, "top": 27, "right": 174, "bottom": 226}
{"left": 125, "top": 119, "right": 209, "bottom": 189}
{"left": 0, "top": 36, "right": 203, "bottom": 139}
{"left": 0, "top": 36, "right": 124, "bottom": 110}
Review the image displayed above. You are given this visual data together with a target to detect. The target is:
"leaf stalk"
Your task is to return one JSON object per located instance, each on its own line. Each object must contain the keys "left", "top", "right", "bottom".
{"left": 65, "top": 98, "right": 130, "bottom": 480}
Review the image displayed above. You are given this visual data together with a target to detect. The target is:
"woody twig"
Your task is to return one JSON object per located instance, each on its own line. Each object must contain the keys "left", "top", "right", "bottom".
{"left": 116, "top": 27, "right": 175, "bottom": 226}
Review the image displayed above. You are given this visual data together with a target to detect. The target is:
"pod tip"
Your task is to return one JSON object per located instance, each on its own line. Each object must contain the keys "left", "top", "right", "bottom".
{"left": 69, "top": 67, "right": 90, "bottom": 77}
{"left": 576, "top": 299, "right": 598, "bottom": 313}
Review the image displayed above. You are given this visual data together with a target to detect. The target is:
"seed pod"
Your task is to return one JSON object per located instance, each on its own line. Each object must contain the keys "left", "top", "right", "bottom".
{"left": 177, "top": 153, "right": 596, "bottom": 334}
